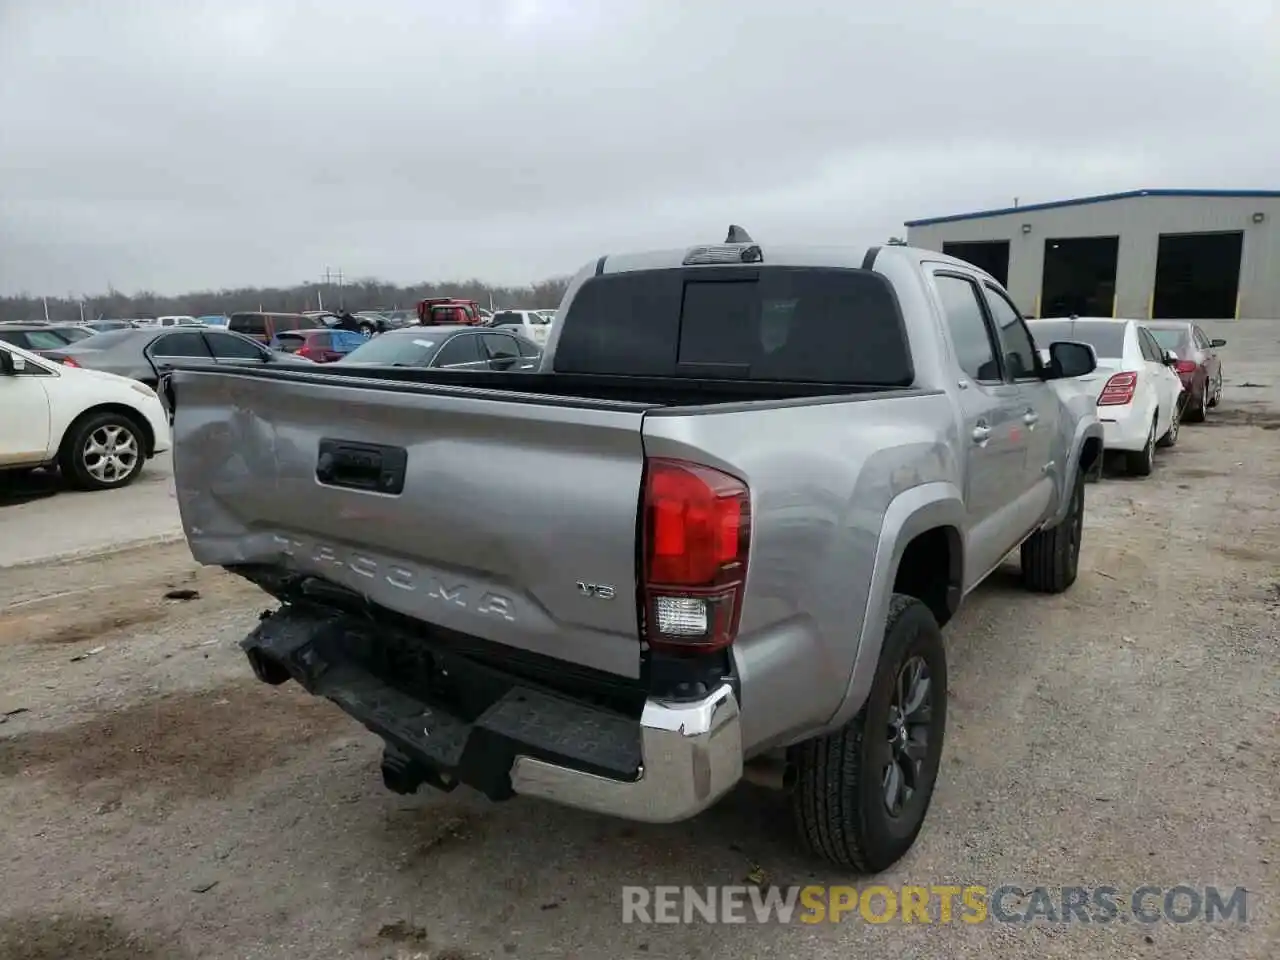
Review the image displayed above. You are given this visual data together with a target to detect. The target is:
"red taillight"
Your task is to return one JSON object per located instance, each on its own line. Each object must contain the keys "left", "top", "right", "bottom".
{"left": 295, "top": 345, "right": 317, "bottom": 359}
{"left": 641, "top": 458, "right": 751, "bottom": 653}
{"left": 60, "top": 356, "right": 80, "bottom": 367}
{"left": 1097, "top": 371, "right": 1137, "bottom": 406}
{"left": 1174, "top": 360, "right": 1197, "bottom": 375}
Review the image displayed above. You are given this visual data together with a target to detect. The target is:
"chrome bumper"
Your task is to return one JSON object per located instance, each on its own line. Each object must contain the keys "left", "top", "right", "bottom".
{"left": 510, "top": 683, "right": 743, "bottom": 823}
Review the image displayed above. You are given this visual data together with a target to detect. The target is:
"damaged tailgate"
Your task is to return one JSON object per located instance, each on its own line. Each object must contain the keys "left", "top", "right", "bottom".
{"left": 170, "top": 366, "right": 650, "bottom": 678}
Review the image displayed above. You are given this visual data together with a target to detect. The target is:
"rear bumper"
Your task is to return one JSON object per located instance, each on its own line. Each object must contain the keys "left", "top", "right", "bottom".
{"left": 242, "top": 605, "right": 742, "bottom": 823}
{"left": 1097, "top": 407, "right": 1148, "bottom": 451}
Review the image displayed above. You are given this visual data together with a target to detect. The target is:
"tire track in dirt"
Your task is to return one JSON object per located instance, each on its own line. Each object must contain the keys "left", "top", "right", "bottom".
{"left": 0, "top": 681, "right": 349, "bottom": 803}
{"left": 0, "top": 914, "right": 181, "bottom": 960}
{"left": 0, "top": 542, "right": 268, "bottom": 648}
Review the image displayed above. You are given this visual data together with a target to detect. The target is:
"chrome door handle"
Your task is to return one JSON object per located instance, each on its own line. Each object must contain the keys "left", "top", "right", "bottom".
{"left": 972, "top": 424, "right": 992, "bottom": 444}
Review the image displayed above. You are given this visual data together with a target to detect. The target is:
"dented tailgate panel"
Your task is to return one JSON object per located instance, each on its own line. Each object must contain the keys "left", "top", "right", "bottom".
{"left": 171, "top": 369, "right": 648, "bottom": 678}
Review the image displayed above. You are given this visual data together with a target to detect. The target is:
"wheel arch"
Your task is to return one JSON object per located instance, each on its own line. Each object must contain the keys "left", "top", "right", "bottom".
{"left": 825, "top": 482, "right": 965, "bottom": 729}
{"left": 58, "top": 402, "right": 156, "bottom": 461}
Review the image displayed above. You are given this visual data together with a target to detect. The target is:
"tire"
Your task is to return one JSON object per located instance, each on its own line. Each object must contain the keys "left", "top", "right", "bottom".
{"left": 1184, "top": 381, "right": 1207, "bottom": 423}
{"left": 1157, "top": 404, "right": 1180, "bottom": 447}
{"left": 1206, "top": 375, "right": 1221, "bottom": 408}
{"left": 358, "top": 322, "right": 376, "bottom": 338}
{"left": 1126, "top": 417, "right": 1156, "bottom": 476}
{"left": 789, "top": 594, "right": 947, "bottom": 872}
{"left": 59, "top": 410, "right": 146, "bottom": 491}
{"left": 1021, "top": 470, "right": 1084, "bottom": 593}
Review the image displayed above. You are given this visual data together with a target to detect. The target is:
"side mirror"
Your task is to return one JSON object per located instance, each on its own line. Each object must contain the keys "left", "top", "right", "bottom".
{"left": 1044, "top": 340, "right": 1097, "bottom": 379}
{"left": 1163, "top": 349, "right": 1178, "bottom": 365}
{"left": 1210, "top": 338, "right": 1226, "bottom": 348}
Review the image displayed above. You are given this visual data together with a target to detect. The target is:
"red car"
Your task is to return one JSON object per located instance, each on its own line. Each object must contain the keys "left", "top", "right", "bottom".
{"left": 415, "top": 297, "right": 483, "bottom": 326}
{"left": 269, "top": 328, "right": 366, "bottom": 362}
{"left": 1145, "top": 321, "right": 1225, "bottom": 422}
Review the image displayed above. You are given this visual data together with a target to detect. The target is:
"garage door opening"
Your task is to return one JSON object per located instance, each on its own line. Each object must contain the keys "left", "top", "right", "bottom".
{"left": 942, "top": 241, "right": 1010, "bottom": 286}
{"left": 1153, "top": 231, "right": 1243, "bottom": 320}
{"left": 1040, "top": 236, "right": 1119, "bottom": 318}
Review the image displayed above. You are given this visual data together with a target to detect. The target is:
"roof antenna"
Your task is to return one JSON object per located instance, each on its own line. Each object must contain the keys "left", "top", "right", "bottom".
{"left": 725, "top": 224, "right": 753, "bottom": 243}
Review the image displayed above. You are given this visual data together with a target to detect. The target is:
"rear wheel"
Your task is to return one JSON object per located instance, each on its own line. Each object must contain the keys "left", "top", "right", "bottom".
{"left": 1207, "top": 375, "right": 1221, "bottom": 408}
{"left": 1126, "top": 416, "right": 1156, "bottom": 476}
{"left": 59, "top": 411, "right": 146, "bottom": 490}
{"left": 358, "top": 322, "right": 376, "bottom": 338}
{"left": 1021, "top": 470, "right": 1084, "bottom": 592}
{"left": 789, "top": 594, "right": 947, "bottom": 872}
{"left": 1184, "top": 381, "right": 1207, "bottom": 422}
{"left": 1157, "top": 404, "right": 1180, "bottom": 447}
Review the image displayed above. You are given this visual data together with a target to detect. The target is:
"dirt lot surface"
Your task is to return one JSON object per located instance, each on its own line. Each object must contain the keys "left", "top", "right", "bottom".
{"left": 0, "top": 321, "right": 1276, "bottom": 959}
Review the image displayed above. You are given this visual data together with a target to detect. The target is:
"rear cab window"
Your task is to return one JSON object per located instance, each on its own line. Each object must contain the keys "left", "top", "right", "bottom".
{"left": 554, "top": 267, "right": 913, "bottom": 385}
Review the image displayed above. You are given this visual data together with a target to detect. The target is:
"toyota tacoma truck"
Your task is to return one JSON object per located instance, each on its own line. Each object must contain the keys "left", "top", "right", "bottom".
{"left": 169, "top": 229, "right": 1103, "bottom": 872}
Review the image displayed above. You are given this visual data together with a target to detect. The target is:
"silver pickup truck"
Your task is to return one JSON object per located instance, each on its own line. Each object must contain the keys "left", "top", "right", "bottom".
{"left": 171, "top": 230, "right": 1103, "bottom": 872}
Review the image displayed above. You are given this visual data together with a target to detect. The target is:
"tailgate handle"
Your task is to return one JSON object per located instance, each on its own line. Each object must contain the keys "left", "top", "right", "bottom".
{"left": 316, "top": 439, "right": 407, "bottom": 495}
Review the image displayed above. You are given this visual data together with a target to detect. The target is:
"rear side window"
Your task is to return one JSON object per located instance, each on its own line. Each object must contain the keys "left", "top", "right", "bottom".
{"left": 206, "top": 332, "right": 265, "bottom": 359}
{"left": 153, "top": 332, "right": 213, "bottom": 358}
{"left": 933, "top": 275, "right": 1001, "bottom": 382}
{"left": 274, "top": 333, "right": 307, "bottom": 352}
{"left": 229, "top": 313, "right": 267, "bottom": 335}
{"left": 554, "top": 267, "right": 912, "bottom": 385}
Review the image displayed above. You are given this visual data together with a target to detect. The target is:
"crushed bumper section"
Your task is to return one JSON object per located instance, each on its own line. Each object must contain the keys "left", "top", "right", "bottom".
{"left": 243, "top": 604, "right": 743, "bottom": 824}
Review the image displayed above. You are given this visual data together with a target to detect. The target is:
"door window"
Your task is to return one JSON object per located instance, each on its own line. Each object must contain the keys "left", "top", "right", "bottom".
{"left": 515, "top": 337, "right": 542, "bottom": 359}
{"left": 481, "top": 333, "right": 520, "bottom": 368}
{"left": 983, "top": 286, "right": 1039, "bottom": 380}
{"left": 152, "top": 332, "right": 213, "bottom": 358}
{"left": 206, "top": 332, "right": 267, "bottom": 359}
{"left": 431, "top": 333, "right": 484, "bottom": 367}
{"left": 1137, "top": 328, "right": 1161, "bottom": 362}
{"left": 934, "top": 274, "right": 1001, "bottom": 382}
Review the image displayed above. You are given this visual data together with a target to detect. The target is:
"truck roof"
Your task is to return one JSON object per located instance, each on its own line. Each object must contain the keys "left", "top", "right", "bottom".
{"left": 595, "top": 242, "right": 996, "bottom": 282}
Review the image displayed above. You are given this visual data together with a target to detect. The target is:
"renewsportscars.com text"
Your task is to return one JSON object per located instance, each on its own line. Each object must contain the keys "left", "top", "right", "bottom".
{"left": 621, "top": 885, "right": 1249, "bottom": 925}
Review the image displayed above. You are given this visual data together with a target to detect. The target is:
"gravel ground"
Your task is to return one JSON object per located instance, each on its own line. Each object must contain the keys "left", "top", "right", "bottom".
{"left": 0, "top": 321, "right": 1275, "bottom": 960}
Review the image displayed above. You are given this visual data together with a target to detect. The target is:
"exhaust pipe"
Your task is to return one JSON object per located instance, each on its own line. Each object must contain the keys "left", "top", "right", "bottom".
{"left": 244, "top": 647, "right": 291, "bottom": 686}
{"left": 742, "top": 755, "right": 794, "bottom": 791}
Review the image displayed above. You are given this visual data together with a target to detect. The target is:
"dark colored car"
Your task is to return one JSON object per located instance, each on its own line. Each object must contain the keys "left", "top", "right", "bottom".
{"left": 1145, "top": 321, "right": 1225, "bottom": 422}
{"left": 336, "top": 325, "right": 541, "bottom": 370}
{"left": 84, "top": 319, "right": 139, "bottom": 332}
{"left": 270, "top": 328, "right": 367, "bottom": 362}
{"left": 227, "top": 311, "right": 324, "bottom": 344}
{"left": 0, "top": 324, "right": 89, "bottom": 357}
{"left": 46, "top": 327, "right": 316, "bottom": 422}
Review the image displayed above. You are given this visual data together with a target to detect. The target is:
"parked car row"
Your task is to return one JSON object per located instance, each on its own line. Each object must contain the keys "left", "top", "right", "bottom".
{"left": 1025, "top": 317, "right": 1225, "bottom": 475}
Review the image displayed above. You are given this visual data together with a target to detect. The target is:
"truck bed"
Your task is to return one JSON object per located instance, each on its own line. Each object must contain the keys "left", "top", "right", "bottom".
{"left": 169, "top": 362, "right": 930, "bottom": 686}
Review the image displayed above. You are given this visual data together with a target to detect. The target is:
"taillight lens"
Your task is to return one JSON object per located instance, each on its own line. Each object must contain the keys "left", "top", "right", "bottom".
{"left": 641, "top": 458, "right": 751, "bottom": 653}
{"left": 1174, "top": 360, "right": 1197, "bottom": 375}
{"left": 60, "top": 356, "right": 80, "bottom": 367}
{"left": 1097, "top": 372, "right": 1137, "bottom": 406}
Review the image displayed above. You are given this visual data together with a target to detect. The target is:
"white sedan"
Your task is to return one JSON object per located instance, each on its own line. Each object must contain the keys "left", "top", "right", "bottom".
{"left": 1027, "top": 317, "right": 1183, "bottom": 476}
{"left": 0, "top": 340, "right": 171, "bottom": 490}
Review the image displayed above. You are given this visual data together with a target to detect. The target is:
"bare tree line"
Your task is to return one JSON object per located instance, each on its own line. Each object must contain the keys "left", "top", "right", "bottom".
{"left": 0, "top": 275, "right": 573, "bottom": 324}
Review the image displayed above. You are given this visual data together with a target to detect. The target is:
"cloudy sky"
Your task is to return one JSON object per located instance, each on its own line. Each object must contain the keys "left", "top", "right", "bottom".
{"left": 1, "top": 0, "right": 1276, "bottom": 296}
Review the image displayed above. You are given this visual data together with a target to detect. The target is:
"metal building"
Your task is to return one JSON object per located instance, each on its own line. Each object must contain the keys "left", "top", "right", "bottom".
{"left": 904, "top": 189, "right": 1280, "bottom": 320}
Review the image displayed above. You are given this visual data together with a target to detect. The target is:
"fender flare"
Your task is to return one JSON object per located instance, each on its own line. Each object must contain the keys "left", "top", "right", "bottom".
{"left": 824, "top": 482, "right": 966, "bottom": 729}
{"left": 1049, "top": 418, "right": 1105, "bottom": 527}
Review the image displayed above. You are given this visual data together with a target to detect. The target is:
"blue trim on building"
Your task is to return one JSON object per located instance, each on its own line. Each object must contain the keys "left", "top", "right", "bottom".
{"left": 904, "top": 189, "right": 1280, "bottom": 228}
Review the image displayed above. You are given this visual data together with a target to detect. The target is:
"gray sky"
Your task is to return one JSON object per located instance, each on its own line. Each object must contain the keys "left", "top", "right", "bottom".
{"left": 1, "top": 0, "right": 1276, "bottom": 296}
